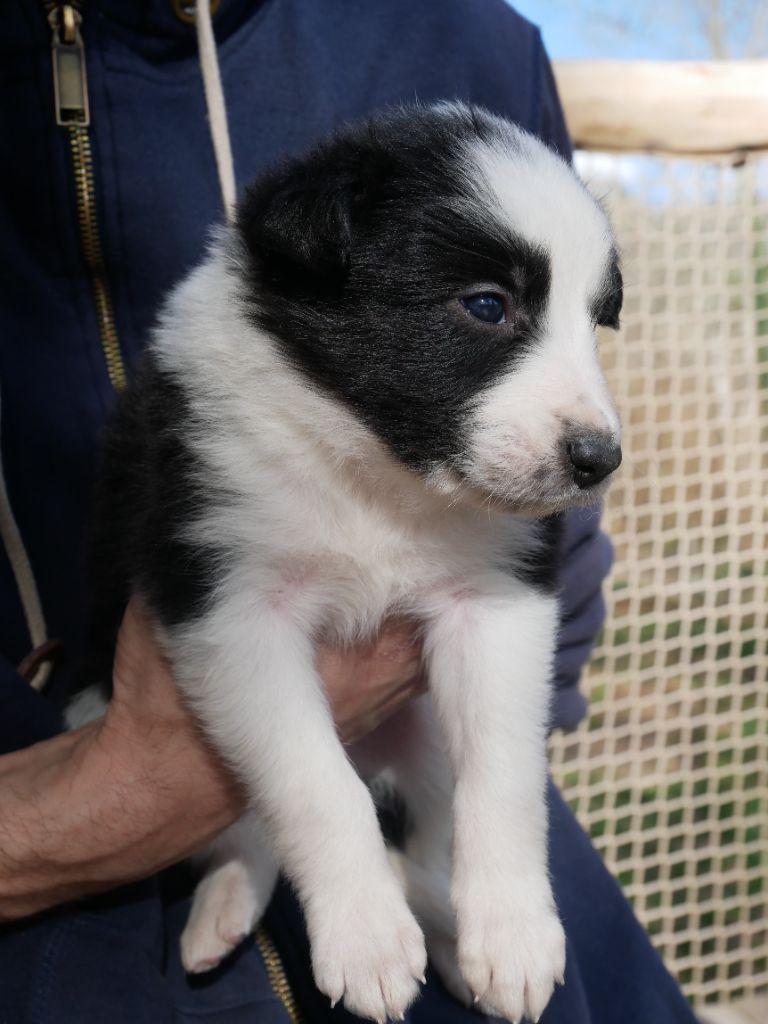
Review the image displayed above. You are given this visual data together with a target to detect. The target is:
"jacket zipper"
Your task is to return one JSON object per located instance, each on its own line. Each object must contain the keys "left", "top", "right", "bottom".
{"left": 47, "top": 1, "right": 126, "bottom": 390}
{"left": 254, "top": 926, "right": 306, "bottom": 1023}
{"left": 45, "top": 12, "right": 305, "bottom": 1017}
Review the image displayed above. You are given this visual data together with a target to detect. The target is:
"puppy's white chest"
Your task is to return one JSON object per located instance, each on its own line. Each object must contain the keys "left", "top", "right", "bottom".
{"left": 264, "top": 542, "right": 438, "bottom": 642}
{"left": 260, "top": 506, "right": 520, "bottom": 644}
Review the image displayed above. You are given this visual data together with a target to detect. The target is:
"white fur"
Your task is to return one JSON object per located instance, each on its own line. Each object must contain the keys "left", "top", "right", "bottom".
{"left": 454, "top": 129, "right": 621, "bottom": 509}
{"left": 139, "top": 127, "right": 619, "bottom": 1021}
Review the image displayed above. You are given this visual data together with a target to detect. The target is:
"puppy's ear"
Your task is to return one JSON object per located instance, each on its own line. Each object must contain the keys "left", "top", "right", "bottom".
{"left": 238, "top": 145, "right": 388, "bottom": 288}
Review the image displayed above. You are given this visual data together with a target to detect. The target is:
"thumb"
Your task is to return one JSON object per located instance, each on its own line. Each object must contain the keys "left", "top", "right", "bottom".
{"left": 110, "top": 597, "right": 181, "bottom": 719}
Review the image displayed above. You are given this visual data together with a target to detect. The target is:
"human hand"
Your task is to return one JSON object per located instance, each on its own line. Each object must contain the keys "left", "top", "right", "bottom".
{"left": 319, "top": 618, "right": 425, "bottom": 744}
{"left": 0, "top": 598, "right": 424, "bottom": 920}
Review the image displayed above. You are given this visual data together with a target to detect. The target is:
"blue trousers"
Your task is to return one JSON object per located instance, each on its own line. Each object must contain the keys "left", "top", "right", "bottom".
{"left": 0, "top": 780, "right": 696, "bottom": 1024}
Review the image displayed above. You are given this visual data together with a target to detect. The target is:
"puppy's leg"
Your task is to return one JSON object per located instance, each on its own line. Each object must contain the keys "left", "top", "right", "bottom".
{"left": 181, "top": 812, "right": 277, "bottom": 973}
{"left": 353, "top": 699, "right": 469, "bottom": 1006}
{"left": 171, "top": 591, "right": 426, "bottom": 1022}
{"left": 423, "top": 577, "right": 566, "bottom": 1024}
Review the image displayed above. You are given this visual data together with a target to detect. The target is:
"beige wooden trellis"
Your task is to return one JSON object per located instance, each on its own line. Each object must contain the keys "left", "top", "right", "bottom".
{"left": 549, "top": 62, "right": 768, "bottom": 1012}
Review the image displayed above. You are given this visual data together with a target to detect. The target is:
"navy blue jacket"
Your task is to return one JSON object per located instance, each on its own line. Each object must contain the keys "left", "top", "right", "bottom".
{"left": 0, "top": 4, "right": 699, "bottom": 1024}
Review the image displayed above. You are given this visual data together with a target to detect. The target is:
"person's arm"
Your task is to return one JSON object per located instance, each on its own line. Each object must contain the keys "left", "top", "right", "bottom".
{"left": 0, "top": 599, "right": 424, "bottom": 921}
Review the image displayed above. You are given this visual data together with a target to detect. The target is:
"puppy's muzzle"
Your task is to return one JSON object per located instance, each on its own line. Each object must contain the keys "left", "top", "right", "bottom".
{"left": 567, "top": 432, "right": 622, "bottom": 489}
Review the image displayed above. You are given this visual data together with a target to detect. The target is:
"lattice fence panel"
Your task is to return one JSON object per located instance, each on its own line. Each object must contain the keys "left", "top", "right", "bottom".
{"left": 549, "top": 151, "right": 768, "bottom": 1006}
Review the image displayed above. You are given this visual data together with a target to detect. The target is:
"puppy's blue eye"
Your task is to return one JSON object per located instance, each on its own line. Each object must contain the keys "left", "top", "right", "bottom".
{"left": 460, "top": 293, "right": 506, "bottom": 324}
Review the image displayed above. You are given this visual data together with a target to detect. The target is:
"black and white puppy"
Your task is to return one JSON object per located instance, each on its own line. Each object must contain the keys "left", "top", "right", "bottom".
{"left": 72, "top": 103, "right": 622, "bottom": 1023}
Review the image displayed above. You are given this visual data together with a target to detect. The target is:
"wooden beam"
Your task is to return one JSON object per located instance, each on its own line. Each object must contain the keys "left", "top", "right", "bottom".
{"left": 553, "top": 61, "right": 768, "bottom": 155}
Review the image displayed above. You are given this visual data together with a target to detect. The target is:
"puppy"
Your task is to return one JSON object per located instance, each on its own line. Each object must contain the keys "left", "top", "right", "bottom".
{"left": 71, "top": 103, "right": 622, "bottom": 1023}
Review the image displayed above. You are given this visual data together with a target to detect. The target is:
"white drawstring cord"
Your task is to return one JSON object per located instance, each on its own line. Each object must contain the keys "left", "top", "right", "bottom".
{"left": 0, "top": 384, "right": 51, "bottom": 690}
{"left": 195, "top": 0, "right": 237, "bottom": 223}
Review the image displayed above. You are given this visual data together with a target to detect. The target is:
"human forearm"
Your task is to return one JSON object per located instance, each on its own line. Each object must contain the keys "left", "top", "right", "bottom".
{"left": 0, "top": 708, "right": 243, "bottom": 920}
{"left": 0, "top": 600, "right": 424, "bottom": 921}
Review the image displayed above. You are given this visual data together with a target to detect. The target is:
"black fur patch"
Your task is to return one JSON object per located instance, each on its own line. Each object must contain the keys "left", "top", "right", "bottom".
{"left": 237, "top": 106, "right": 552, "bottom": 473}
{"left": 507, "top": 514, "right": 565, "bottom": 593}
{"left": 371, "top": 777, "right": 413, "bottom": 851}
{"left": 75, "top": 358, "right": 223, "bottom": 696}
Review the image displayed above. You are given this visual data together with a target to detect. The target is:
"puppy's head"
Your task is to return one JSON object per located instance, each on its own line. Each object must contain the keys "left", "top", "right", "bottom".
{"left": 237, "top": 103, "right": 622, "bottom": 514}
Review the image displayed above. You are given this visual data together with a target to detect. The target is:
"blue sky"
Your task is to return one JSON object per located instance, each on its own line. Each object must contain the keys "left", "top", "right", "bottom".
{"left": 511, "top": 2, "right": 658, "bottom": 58}
{"left": 508, "top": 1, "right": 759, "bottom": 60}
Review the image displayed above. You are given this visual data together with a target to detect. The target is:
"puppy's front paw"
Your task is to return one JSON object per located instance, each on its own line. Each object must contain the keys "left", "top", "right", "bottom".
{"left": 456, "top": 882, "right": 565, "bottom": 1023}
{"left": 309, "top": 886, "right": 427, "bottom": 1023}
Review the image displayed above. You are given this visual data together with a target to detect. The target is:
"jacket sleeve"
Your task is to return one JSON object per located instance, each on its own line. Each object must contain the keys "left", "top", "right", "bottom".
{"left": 533, "top": 27, "right": 573, "bottom": 161}
{"left": 552, "top": 509, "right": 614, "bottom": 730}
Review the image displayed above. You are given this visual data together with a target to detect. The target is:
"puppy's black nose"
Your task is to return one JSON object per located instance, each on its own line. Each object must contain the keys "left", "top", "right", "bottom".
{"left": 567, "top": 433, "right": 622, "bottom": 489}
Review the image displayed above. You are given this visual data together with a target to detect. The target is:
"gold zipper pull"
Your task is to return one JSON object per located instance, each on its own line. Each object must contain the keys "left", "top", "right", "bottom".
{"left": 49, "top": 4, "right": 90, "bottom": 127}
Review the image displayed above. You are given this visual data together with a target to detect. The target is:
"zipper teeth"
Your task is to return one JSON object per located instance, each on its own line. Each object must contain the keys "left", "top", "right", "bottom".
{"left": 254, "top": 926, "right": 305, "bottom": 1024}
{"left": 67, "top": 123, "right": 126, "bottom": 390}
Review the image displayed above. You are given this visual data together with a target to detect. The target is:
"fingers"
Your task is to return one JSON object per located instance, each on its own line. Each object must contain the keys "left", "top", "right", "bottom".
{"left": 369, "top": 617, "right": 422, "bottom": 660}
{"left": 109, "top": 597, "right": 186, "bottom": 726}
{"left": 339, "top": 674, "right": 427, "bottom": 745}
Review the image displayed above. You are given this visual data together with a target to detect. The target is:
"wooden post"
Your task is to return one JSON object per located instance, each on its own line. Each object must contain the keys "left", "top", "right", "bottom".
{"left": 553, "top": 61, "right": 768, "bottom": 154}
